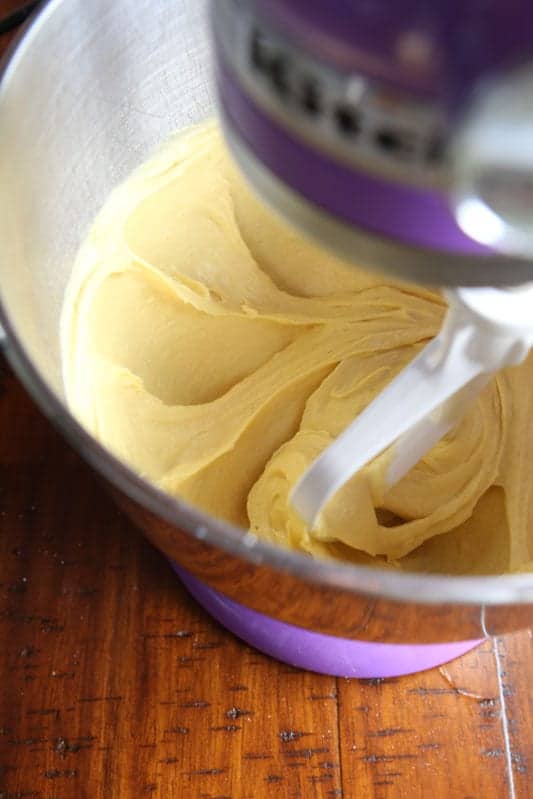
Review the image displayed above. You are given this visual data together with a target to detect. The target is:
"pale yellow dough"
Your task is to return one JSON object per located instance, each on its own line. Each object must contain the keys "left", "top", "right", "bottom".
{"left": 61, "top": 121, "right": 533, "bottom": 574}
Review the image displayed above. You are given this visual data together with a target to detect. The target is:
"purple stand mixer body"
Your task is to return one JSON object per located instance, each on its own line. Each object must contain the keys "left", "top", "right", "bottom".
{"left": 174, "top": 565, "right": 482, "bottom": 678}
{"left": 171, "top": 0, "right": 533, "bottom": 677}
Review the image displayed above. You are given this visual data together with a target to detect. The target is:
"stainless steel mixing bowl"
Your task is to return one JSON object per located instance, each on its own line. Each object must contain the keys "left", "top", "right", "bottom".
{"left": 1, "top": 0, "right": 533, "bottom": 650}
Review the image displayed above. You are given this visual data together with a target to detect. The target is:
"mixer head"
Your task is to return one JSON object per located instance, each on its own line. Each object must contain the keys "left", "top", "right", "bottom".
{"left": 212, "top": 0, "right": 533, "bottom": 286}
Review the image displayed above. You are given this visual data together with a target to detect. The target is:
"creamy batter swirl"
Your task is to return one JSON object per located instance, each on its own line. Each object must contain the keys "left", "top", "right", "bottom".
{"left": 62, "top": 122, "right": 533, "bottom": 574}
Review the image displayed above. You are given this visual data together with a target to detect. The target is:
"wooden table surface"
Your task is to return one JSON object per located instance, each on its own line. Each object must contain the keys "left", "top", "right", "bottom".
{"left": 1, "top": 5, "right": 533, "bottom": 797}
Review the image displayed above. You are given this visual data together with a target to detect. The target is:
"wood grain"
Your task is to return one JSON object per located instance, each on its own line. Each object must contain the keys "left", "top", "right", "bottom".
{"left": 1, "top": 4, "right": 532, "bottom": 797}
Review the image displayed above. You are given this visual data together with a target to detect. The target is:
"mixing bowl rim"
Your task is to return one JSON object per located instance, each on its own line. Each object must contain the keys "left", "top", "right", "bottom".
{"left": 2, "top": 0, "right": 533, "bottom": 607}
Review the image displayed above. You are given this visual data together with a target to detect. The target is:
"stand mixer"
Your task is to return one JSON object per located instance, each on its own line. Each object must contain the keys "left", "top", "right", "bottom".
{"left": 212, "top": 0, "right": 533, "bottom": 525}
{"left": 2, "top": 0, "right": 533, "bottom": 679}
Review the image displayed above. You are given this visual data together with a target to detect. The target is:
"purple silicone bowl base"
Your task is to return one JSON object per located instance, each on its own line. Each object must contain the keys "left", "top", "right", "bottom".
{"left": 172, "top": 565, "right": 483, "bottom": 678}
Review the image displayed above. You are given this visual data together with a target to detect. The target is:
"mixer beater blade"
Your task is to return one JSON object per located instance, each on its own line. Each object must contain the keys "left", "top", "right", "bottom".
{"left": 291, "top": 285, "right": 533, "bottom": 528}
